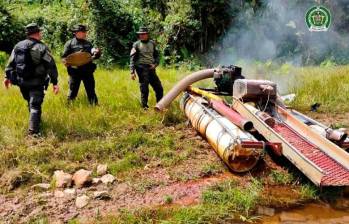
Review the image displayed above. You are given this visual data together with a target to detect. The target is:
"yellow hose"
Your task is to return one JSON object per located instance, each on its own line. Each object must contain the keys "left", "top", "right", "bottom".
{"left": 187, "top": 86, "right": 223, "bottom": 101}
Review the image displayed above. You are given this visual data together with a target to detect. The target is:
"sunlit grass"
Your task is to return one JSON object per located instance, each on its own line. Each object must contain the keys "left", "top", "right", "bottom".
{"left": 290, "top": 66, "right": 349, "bottom": 112}
{"left": 0, "top": 63, "right": 191, "bottom": 182}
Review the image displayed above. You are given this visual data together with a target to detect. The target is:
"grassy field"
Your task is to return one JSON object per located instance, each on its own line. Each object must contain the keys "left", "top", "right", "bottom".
{"left": 1, "top": 63, "right": 349, "bottom": 223}
{"left": 0, "top": 64, "right": 193, "bottom": 180}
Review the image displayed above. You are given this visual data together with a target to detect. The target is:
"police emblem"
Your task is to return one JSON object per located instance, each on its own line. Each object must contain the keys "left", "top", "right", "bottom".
{"left": 306, "top": 6, "right": 331, "bottom": 32}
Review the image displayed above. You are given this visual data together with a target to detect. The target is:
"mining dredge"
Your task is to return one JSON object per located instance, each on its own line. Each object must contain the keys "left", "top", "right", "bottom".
{"left": 156, "top": 65, "right": 349, "bottom": 187}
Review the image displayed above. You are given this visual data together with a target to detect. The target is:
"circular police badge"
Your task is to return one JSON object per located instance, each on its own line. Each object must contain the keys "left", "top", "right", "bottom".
{"left": 305, "top": 6, "right": 331, "bottom": 32}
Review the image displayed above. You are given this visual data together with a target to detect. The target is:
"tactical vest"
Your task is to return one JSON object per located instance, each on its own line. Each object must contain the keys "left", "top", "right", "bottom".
{"left": 134, "top": 40, "right": 156, "bottom": 65}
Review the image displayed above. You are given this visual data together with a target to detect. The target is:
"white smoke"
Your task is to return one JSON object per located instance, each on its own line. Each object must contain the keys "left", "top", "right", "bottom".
{"left": 211, "top": 0, "right": 349, "bottom": 66}
{"left": 209, "top": 0, "right": 349, "bottom": 93}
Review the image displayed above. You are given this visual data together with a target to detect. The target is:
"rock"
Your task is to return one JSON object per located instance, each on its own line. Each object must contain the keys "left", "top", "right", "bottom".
{"left": 53, "top": 170, "right": 72, "bottom": 188}
{"left": 97, "top": 164, "right": 108, "bottom": 176}
{"left": 279, "top": 212, "right": 307, "bottom": 222}
{"left": 64, "top": 188, "right": 77, "bottom": 196}
{"left": 72, "top": 169, "right": 92, "bottom": 188}
{"left": 31, "top": 183, "right": 50, "bottom": 191}
{"left": 101, "top": 174, "right": 115, "bottom": 184}
{"left": 76, "top": 195, "right": 89, "bottom": 208}
{"left": 257, "top": 206, "right": 275, "bottom": 216}
{"left": 93, "top": 191, "right": 111, "bottom": 200}
{"left": 92, "top": 178, "right": 102, "bottom": 185}
{"left": 0, "top": 169, "right": 32, "bottom": 191}
{"left": 54, "top": 190, "right": 65, "bottom": 198}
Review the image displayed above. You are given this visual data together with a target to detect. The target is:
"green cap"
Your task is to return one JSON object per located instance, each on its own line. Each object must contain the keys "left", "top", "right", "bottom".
{"left": 25, "top": 23, "right": 41, "bottom": 35}
{"left": 71, "top": 24, "right": 89, "bottom": 33}
{"left": 136, "top": 27, "right": 149, "bottom": 34}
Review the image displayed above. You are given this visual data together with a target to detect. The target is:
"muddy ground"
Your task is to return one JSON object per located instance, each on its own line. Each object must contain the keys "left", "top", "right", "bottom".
{"left": 0, "top": 112, "right": 348, "bottom": 223}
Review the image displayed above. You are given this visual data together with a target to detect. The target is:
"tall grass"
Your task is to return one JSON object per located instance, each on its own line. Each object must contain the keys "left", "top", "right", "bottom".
{"left": 0, "top": 63, "right": 192, "bottom": 182}
{"left": 290, "top": 66, "right": 349, "bottom": 112}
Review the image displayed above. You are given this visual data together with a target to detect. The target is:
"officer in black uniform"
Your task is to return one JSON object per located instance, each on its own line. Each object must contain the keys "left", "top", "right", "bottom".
{"left": 130, "top": 27, "right": 163, "bottom": 109}
{"left": 4, "top": 23, "right": 59, "bottom": 135}
{"left": 62, "top": 24, "right": 101, "bottom": 105}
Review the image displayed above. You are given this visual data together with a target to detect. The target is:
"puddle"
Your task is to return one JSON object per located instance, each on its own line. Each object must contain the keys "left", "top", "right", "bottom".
{"left": 260, "top": 202, "right": 349, "bottom": 224}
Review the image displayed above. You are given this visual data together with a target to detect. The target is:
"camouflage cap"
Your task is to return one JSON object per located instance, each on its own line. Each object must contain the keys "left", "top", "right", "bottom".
{"left": 136, "top": 27, "right": 149, "bottom": 34}
{"left": 71, "top": 24, "right": 89, "bottom": 33}
{"left": 25, "top": 23, "right": 41, "bottom": 35}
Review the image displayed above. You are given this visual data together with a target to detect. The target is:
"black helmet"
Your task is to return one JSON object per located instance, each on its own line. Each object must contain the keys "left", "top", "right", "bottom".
{"left": 25, "top": 23, "right": 41, "bottom": 35}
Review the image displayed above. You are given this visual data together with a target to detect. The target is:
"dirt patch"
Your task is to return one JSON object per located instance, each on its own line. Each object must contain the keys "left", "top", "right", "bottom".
{"left": 0, "top": 170, "right": 237, "bottom": 223}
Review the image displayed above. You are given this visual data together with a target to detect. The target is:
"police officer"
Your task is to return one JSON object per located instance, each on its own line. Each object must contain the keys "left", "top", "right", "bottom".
{"left": 130, "top": 27, "right": 163, "bottom": 109}
{"left": 62, "top": 24, "right": 101, "bottom": 105}
{"left": 3, "top": 23, "right": 59, "bottom": 135}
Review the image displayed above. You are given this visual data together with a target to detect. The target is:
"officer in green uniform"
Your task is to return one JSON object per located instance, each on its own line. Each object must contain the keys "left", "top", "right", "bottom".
{"left": 62, "top": 24, "right": 101, "bottom": 105}
{"left": 4, "top": 23, "right": 59, "bottom": 135}
{"left": 130, "top": 27, "right": 163, "bottom": 109}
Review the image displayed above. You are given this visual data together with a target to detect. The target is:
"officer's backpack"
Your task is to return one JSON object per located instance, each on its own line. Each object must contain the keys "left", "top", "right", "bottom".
{"left": 10, "top": 41, "right": 37, "bottom": 85}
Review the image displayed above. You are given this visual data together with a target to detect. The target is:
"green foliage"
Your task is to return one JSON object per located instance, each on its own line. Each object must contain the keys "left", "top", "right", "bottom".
{"left": 202, "top": 178, "right": 262, "bottom": 217}
{"left": 0, "top": 51, "right": 9, "bottom": 69}
{"left": 0, "top": 3, "right": 24, "bottom": 53}
{"left": 1, "top": 1, "right": 88, "bottom": 54}
{"left": 163, "top": 195, "right": 173, "bottom": 204}
{"left": 269, "top": 170, "right": 294, "bottom": 185}
{"left": 3, "top": 0, "right": 349, "bottom": 66}
{"left": 88, "top": 0, "right": 135, "bottom": 65}
{"left": 299, "top": 183, "right": 319, "bottom": 200}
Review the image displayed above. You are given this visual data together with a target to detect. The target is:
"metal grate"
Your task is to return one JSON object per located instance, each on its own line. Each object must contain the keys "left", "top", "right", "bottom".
{"left": 273, "top": 123, "right": 349, "bottom": 186}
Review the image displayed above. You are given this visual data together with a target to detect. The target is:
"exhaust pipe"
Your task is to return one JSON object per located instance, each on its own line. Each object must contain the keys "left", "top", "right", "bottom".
{"left": 155, "top": 69, "right": 216, "bottom": 111}
{"left": 181, "top": 93, "right": 262, "bottom": 173}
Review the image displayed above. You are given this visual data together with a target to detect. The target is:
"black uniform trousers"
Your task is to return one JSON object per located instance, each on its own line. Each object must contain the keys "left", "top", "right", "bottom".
{"left": 20, "top": 86, "right": 45, "bottom": 134}
{"left": 68, "top": 71, "right": 98, "bottom": 105}
{"left": 135, "top": 64, "right": 163, "bottom": 107}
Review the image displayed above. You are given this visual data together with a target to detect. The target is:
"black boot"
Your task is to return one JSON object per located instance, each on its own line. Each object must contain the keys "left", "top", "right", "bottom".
{"left": 29, "top": 108, "right": 41, "bottom": 135}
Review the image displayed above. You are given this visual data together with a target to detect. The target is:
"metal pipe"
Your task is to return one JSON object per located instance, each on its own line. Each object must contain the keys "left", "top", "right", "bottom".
{"left": 187, "top": 86, "right": 254, "bottom": 131}
{"left": 210, "top": 100, "right": 254, "bottom": 131}
{"left": 291, "top": 110, "right": 347, "bottom": 142}
{"left": 181, "top": 93, "right": 262, "bottom": 173}
{"left": 155, "top": 68, "right": 216, "bottom": 111}
{"left": 244, "top": 103, "right": 276, "bottom": 127}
